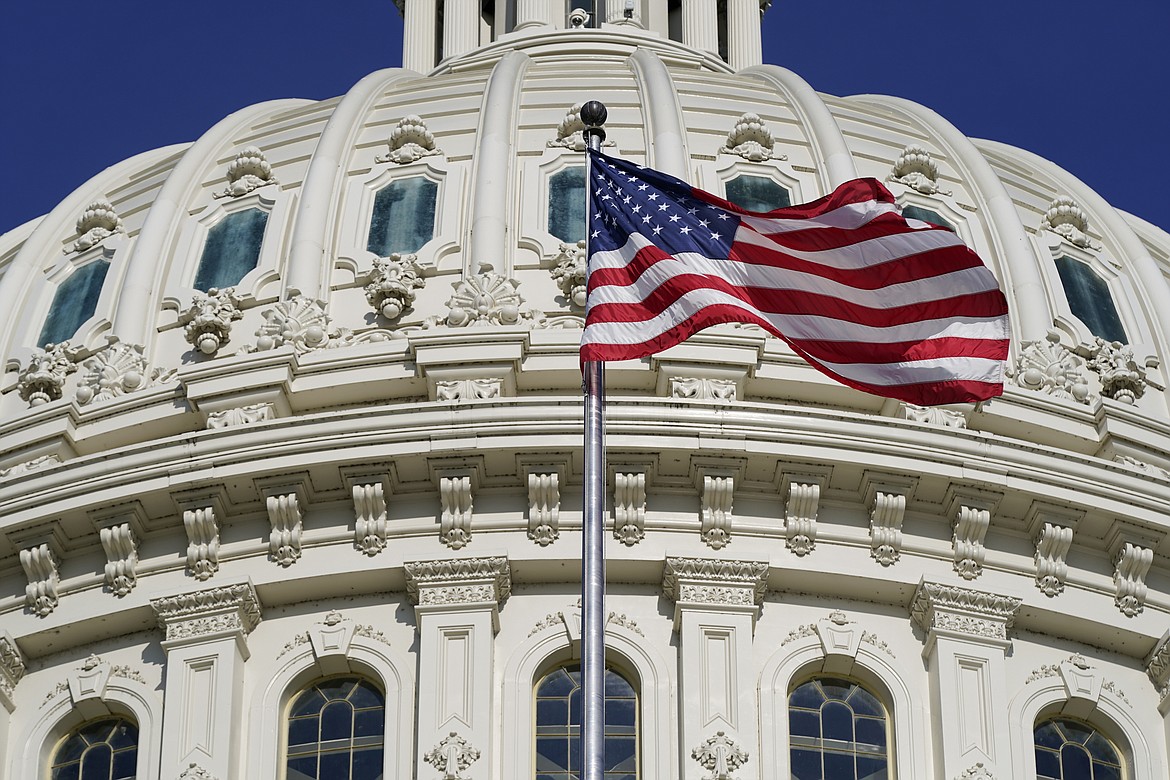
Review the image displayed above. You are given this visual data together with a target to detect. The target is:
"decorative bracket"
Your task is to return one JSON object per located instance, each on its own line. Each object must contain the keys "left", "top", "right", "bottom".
{"left": 613, "top": 470, "right": 646, "bottom": 546}
{"left": 351, "top": 480, "right": 389, "bottom": 556}
{"left": 527, "top": 471, "right": 560, "bottom": 546}
{"left": 784, "top": 476, "right": 822, "bottom": 556}
{"left": 438, "top": 472, "right": 474, "bottom": 549}
{"left": 19, "top": 543, "right": 59, "bottom": 617}
{"left": 699, "top": 471, "right": 735, "bottom": 549}
{"left": 263, "top": 486, "right": 305, "bottom": 567}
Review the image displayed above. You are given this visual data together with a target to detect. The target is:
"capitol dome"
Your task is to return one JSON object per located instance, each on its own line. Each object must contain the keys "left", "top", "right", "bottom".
{"left": 1, "top": 3, "right": 1168, "bottom": 779}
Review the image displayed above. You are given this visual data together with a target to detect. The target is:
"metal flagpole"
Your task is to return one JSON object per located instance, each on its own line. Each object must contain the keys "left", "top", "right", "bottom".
{"left": 580, "top": 99, "right": 608, "bottom": 780}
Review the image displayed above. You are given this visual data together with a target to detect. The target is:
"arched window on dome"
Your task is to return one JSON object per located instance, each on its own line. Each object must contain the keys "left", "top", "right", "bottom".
{"left": 1034, "top": 718, "right": 1124, "bottom": 780}
{"left": 788, "top": 677, "right": 889, "bottom": 780}
{"left": 1053, "top": 255, "right": 1128, "bottom": 344}
{"left": 725, "top": 174, "right": 791, "bottom": 213}
{"left": 367, "top": 176, "right": 439, "bottom": 257}
{"left": 548, "top": 167, "right": 587, "bottom": 244}
{"left": 285, "top": 676, "right": 386, "bottom": 780}
{"left": 901, "top": 204, "right": 953, "bottom": 231}
{"left": 37, "top": 259, "right": 110, "bottom": 348}
{"left": 50, "top": 716, "right": 138, "bottom": 779}
{"left": 193, "top": 207, "right": 269, "bottom": 291}
{"left": 535, "top": 662, "right": 638, "bottom": 780}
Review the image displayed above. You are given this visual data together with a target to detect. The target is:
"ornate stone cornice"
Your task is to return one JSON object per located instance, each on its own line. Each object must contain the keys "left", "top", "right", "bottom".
{"left": 909, "top": 580, "right": 1021, "bottom": 643}
{"left": 662, "top": 557, "right": 769, "bottom": 607}
{"left": 0, "top": 633, "right": 26, "bottom": 707}
{"left": 151, "top": 582, "right": 261, "bottom": 645}
{"left": 1148, "top": 633, "right": 1170, "bottom": 697}
{"left": 404, "top": 556, "right": 511, "bottom": 607}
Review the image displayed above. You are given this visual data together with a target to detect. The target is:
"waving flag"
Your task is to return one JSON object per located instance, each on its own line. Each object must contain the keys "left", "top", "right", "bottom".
{"left": 581, "top": 149, "right": 1010, "bottom": 405}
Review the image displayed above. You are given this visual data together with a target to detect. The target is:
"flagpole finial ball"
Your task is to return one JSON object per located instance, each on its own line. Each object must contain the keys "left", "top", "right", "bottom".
{"left": 581, "top": 101, "right": 608, "bottom": 128}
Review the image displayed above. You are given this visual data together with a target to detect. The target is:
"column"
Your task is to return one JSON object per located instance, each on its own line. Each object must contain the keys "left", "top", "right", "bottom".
{"left": 909, "top": 580, "right": 1022, "bottom": 779}
{"left": 151, "top": 582, "right": 261, "bottom": 780}
{"left": 443, "top": 0, "right": 480, "bottom": 61}
{"left": 402, "top": 0, "right": 438, "bottom": 72}
{"left": 724, "top": 0, "right": 762, "bottom": 70}
{"left": 663, "top": 557, "right": 769, "bottom": 780}
{"left": 681, "top": 0, "right": 719, "bottom": 56}
{"left": 514, "top": 0, "right": 549, "bottom": 29}
{"left": 405, "top": 556, "right": 510, "bottom": 780}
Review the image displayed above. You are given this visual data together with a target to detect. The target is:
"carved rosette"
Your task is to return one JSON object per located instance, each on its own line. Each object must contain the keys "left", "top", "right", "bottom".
{"left": 70, "top": 199, "right": 124, "bottom": 252}
{"left": 869, "top": 491, "right": 906, "bottom": 566}
{"left": 700, "top": 474, "right": 734, "bottom": 549}
{"left": 214, "top": 146, "right": 277, "bottom": 199}
{"left": 1083, "top": 338, "right": 1149, "bottom": 404}
{"left": 179, "top": 287, "right": 243, "bottom": 356}
{"left": 719, "top": 112, "right": 783, "bottom": 162}
{"left": 1008, "top": 331, "right": 1092, "bottom": 403}
{"left": 1034, "top": 522, "right": 1074, "bottom": 597}
{"left": 1113, "top": 542, "right": 1153, "bottom": 617}
{"left": 365, "top": 253, "right": 425, "bottom": 321}
{"left": 74, "top": 344, "right": 174, "bottom": 405}
{"left": 1040, "top": 196, "right": 1099, "bottom": 250}
{"left": 99, "top": 523, "right": 139, "bottom": 597}
{"left": 691, "top": 730, "right": 749, "bottom": 780}
{"left": 613, "top": 471, "right": 646, "bottom": 546}
{"left": 909, "top": 581, "right": 1022, "bottom": 643}
{"left": 19, "top": 544, "right": 59, "bottom": 617}
{"left": 248, "top": 296, "right": 333, "bottom": 352}
{"left": 17, "top": 341, "right": 78, "bottom": 406}
{"left": 151, "top": 582, "right": 261, "bottom": 645}
{"left": 551, "top": 241, "right": 587, "bottom": 309}
{"left": 424, "top": 731, "right": 480, "bottom": 780}
{"left": 404, "top": 557, "right": 511, "bottom": 612}
{"left": 662, "top": 557, "right": 769, "bottom": 615}
{"left": 527, "top": 472, "right": 560, "bottom": 546}
{"left": 887, "top": 145, "right": 951, "bottom": 196}
{"left": 376, "top": 115, "right": 443, "bottom": 165}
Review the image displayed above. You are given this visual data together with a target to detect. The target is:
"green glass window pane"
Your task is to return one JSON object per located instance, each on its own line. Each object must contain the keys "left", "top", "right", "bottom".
{"left": 367, "top": 177, "right": 438, "bottom": 256}
{"left": 194, "top": 208, "right": 268, "bottom": 291}
{"left": 1054, "top": 256, "right": 1127, "bottom": 343}
{"left": 725, "top": 175, "right": 791, "bottom": 212}
{"left": 549, "top": 167, "right": 587, "bottom": 243}
{"left": 37, "top": 260, "right": 110, "bottom": 347}
{"left": 901, "top": 205, "right": 952, "bottom": 230}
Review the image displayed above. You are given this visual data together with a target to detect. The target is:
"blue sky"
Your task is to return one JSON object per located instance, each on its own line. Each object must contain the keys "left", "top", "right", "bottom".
{"left": 3, "top": 1, "right": 1167, "bottom": 235}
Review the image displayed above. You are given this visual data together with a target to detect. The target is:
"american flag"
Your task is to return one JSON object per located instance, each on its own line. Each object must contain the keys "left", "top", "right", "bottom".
{"left": 581, "top": 150, "right": 1011, "bottom": 405}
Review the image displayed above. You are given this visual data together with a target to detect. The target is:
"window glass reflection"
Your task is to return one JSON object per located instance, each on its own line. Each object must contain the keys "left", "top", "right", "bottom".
{"left": 535, "top": 663, "right": 637, "bottom": 780}
{"left": 788, "top": 677, "right": 888, "bottom": 780}
{"left": 286, "top": 676, "right": 385, "bottom": 780}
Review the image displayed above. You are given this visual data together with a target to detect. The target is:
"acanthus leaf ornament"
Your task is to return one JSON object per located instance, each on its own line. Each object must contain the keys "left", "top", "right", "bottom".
{"left": 1041, "top": 196, "right": 1100, "bottom": 250}
{"left": 364, "top": 252, "right": 425, "bottom": 321}
{"left": 179, "top": 287, "right": 243, "bottom": 356}
{"left": 550, "top": 240, "right": 587, "bottom": 309}
{"left": 266, "top": 491, "right": 303, "bottom": 567}
{"left": 691, "top": 731, "right": 749, "bottom": 780}
{"left": 0, "top": 635, "right": 26, "bottom": 700}
{"left": 74, "top": 343, "right": 175, "bottom": 405}
{"left": 183, "top": 505, "right": 220, "bottom": 581}
{"left": 1081, "top": 337, "right": 1149, "bottom": 404}
{"left": 700, "top": 474, "right": 734, "bottom": 549}
{"left": 17, "top": 341, "right": 78, "bottom": 406}
{"left": 214, "top": 146, "right": 277, "bottom": 199}
{"left": 177, "top": 762, "right": 218, "bottom": 780}
{"left": 719, "top": 112, "right": 784, "bottom": 162}
{"left": 671, "top": 377, "right": 737, "bottom": 401}
{"left": 613, "top": 471, "right": 646, "bottom": 546}
{"left": 352, "top": 482, "right": 388, "bottom": 556}
{"left": 952, "top": 503, "right": 991, "bottom": 580}
{"left": 955, "top": 763, "right": 994, "bottom": 780}
{"left": 887, "top": 145, "right": 951, "bottom": 196}
{"left": 785, "top": 480, "right": 820, "bottom": 556}
{"left": 439, "top": 474, "right": 474, "bottom": 549}
{"left": 70, "top": 199, "right": 124, "bottom": 252}
{"left": 424, "top": 731, "right": 480, "bottom": 780}
{"left": 1113, "top": 541, "right": 1153, "bottom": 617}
{"left": 869, "top": 491, "right": 905, "bottom": 567}
{"left": 1034, "top": 522, "right": 1074, "bottom": 597}
{"left": 1007, "top": 330, "right": 1092, "bottom": 403}
{"left": 99, "top": 523, "right": 139, "bottom": 597}
{"left": 376, "top": 115, "right": 443, "bottom": 165}
{"left": 527, "top": 472, "right": 560, "bottom": 546}
{"left": 19, "top": 543, "right": 59, "bottom": 617}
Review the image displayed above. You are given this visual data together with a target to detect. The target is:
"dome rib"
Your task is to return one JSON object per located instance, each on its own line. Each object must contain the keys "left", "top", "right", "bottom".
{"left": 739, "top": 65, "right": 857, "bottom": 190}
{"left": 467, "top": 50, "right": 531, "bottom": 276}
{"left": 112, "top": 99, "right": 313, "bottom": 349}
{"left": 285, "top": 67, "right": 422, "bottom": 300}
{"left": 627, "top": 48, "right": 690, "bottom": 179}
{"left": 852, "top": 95, "right": 1050, "bottom": 344}
{"left": 976, "top": 137, "right": 1170, "bottom": 367}
{"left": 0, "top": 144, "right": 187, "bottom": 359}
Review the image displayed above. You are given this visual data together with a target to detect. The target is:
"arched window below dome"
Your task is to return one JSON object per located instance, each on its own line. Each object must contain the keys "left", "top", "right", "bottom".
{"left": 549, "top": 166, "right": 587, "bottom": 244}
{"left": 37, "top": 259, "right": 109, "bottom": 348}
{"left": 788, "top": 677, "right": 889, "bottom": 780}
{"left": 367, "top": 176, "right": 438, "bottom": 256}
{"left": 1054, "top": 255, "right": 1127, "bottom": 344}
{"left": 1034, "top": 718, "right": 1123, "bottom": 779}
{"left": 193, "top": 207, "right": 269, "bottom": 291}
{"left": 50, "top": 716, "right": 138, "bottom": 780}
{"left": 725, "top": 175, "right": 791, "bottom": 213}
{"left": 901, "top": 204, "right": 952, "bottom": 231}
{"left": 535, "top": 662, "right": 638, "bottom": 779}
{"left": 285, "top": 676, "right": 386, "bottom": 780}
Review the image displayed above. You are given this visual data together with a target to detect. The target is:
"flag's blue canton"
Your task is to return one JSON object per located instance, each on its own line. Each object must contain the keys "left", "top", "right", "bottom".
{"left": 589, "top": 151, "right": 739, "bottom": 261}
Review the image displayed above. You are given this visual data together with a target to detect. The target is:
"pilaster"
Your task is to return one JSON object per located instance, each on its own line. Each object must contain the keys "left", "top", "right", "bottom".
{"left": 151, "top": 581, "right": 261, "bottom": 780}
{"left": 910, "top": 580, "right": 1021, "bottom": 780}
{"left": 663, "top": 556, "right": 768, "bottom": 780}
{"left": 405, "top": 556, "right": 511, "bottom": 780}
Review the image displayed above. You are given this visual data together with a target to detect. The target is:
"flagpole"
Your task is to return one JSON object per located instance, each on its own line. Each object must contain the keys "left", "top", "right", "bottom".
{"left": 580, "top": 99, "right": 608, "bottom": 780}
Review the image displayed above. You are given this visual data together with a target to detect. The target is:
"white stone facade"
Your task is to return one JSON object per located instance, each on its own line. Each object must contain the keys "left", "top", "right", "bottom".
{"left": 1, "top": 2, "right": 1169, "bottom": 779}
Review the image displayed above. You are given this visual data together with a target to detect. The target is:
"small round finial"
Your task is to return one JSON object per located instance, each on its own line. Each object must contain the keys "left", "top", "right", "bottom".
{"left": 580, "top": 101, "right": 608, "bottom": 128}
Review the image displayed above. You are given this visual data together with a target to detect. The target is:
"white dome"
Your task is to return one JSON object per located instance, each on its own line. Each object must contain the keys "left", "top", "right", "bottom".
{"left": 0, "top": 12, "right": 1167, "bottom": 780}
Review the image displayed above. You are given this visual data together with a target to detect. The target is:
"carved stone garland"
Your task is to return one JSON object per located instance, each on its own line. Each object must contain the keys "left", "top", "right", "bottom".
{"left": 365, "top": 253, "right": 425, "bottom": 321}
{"left": 897, "top": 402, "right": 968, "bottom": 429}
{"left": 613, "top": 471, "right": 646, "bottom": 546}
{"left": 550, "top": 240, "right": 587, "bottom": 309}
{"left": 74, "top": 343, "right": 175, "bottom": 405}
{"left": 214, "top": 146, "right": 277, "bottom": 199}
{"left": 424, "top": 731, "right": 480, "bottom": 780}
{"left": 887, "top": 145, "right": 951, "bottom": 196}
{"left": 691, "top": 731, "right": 749, "bottom": 780}
{"left": 179, "top": 287, "right": 243, "bottom": 356}
{"left": 1041, "top": 196, "right": 1099, "bottom": 250}
{"left": 376, "top": 115, "right": 443, "bottom": 165}
{"left": 70, "top": 199, "right": 124, "bottom": 253}
{"left": 17, "top": 341, "right": 77, "bottom": 406}
{"left": 719, "top": 113, "right": 784, "bottom": 162}
{"left": 527, "top": 472, "right": 560, "bottom": 546}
